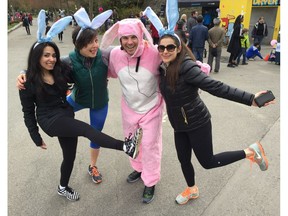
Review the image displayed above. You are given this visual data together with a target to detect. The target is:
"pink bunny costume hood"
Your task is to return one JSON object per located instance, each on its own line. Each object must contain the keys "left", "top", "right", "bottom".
{"left": 100, "top": 18, "right": 154, "bottom": 58}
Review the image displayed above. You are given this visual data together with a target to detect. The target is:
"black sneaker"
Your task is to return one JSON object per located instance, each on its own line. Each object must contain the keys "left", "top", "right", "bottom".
{"left": 127, "top": 170, "right": 141, "bottom": 183}
{"left": 88, "top": 165, "right": 103, "bottom": 184}
{"left": 123, "top": 128, "right": 143, "bottom": 159}
{"left": 57, "top": 185, "right": 80, "bottom": 201}
{"left": 143, "top": 185, "right": 155, "bottom": 204}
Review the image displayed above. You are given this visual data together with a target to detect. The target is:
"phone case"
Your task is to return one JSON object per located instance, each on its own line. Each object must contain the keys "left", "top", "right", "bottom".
{"left": 254, "top": 91, "right": 275, "bottom": 107}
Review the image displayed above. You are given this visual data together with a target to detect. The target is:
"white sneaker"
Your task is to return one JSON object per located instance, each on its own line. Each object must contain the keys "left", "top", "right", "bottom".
{"left": 123, "top": 128, "right": 143, "bottom": 159}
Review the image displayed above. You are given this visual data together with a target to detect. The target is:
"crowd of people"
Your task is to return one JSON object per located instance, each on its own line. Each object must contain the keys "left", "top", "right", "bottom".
{"left": 16, "top": 0, "right": 276, "bottom": 207}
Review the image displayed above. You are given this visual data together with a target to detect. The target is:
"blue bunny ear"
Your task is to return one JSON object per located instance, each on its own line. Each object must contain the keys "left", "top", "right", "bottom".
{"left": 91, "top": 10, "right": 113, "bottom": 29}
{"left": 166, "top": 0, "right": 179, "bottom": 32}
{"left": 143, "top": 7, "right": 164, "bottom": 33}
{"left": 74, "top": 7, "right": 112, "bottom": 40}
{"left": 73, "top": 7, "right": 91, "bottom": 29}
{"left": 37, "top": 9, "right": 47, "bottom": 42}
{"left": 46, "top": 16, "right": 72, "bottom": 41}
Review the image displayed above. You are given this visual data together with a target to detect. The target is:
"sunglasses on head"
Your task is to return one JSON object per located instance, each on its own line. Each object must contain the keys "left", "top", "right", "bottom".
{"left": 157, "top": 44, "right": 177, "bottom": 53}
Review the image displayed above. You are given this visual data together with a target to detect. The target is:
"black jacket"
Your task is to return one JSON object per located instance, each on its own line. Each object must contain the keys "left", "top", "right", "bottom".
{"left": 19, "top": 73, "right": 74, "bottom": 146}
{"left": 159, "top": 57, "right": 254, "bottom": 132}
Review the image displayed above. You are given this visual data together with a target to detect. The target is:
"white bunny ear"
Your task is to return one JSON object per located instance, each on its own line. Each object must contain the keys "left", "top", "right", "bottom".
{"left": 37, "top": 10, "right": 47, "bottom": 42}
{"left": 73, "top": 7, "right": 91, "bottom": 29}
{"left": 143, "top": 7, "right": 164, "bottom": 33}
{"left": 46, "top": 16, "right": 72, "bottom": 41}
{"left": 91, "top": 10, "right": 113, "bottom": 29}
{"left": 100, "top": 22, "right": 120, "bottom": 50}
{"left": 166, "top": 0, "right": 179, "bottom": 32}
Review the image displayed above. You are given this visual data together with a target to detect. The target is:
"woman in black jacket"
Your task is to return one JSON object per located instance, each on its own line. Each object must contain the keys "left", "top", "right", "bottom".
{"left": 19, "top": 41, "right": 142, "bottom": 201}
{"left": 227, "top": 15, "right": 244, "bottom": 67}
{"left": 157, "top": 33, "right": 274, "bottom": 205}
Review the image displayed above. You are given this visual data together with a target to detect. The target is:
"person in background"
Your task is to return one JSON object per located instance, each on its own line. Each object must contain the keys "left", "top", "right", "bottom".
{"left": 188, "top": 15, "right": 208, "bottom": 62}
{"left": 56, "top": 15, "right": 64, "bottom": 42}
{"left": 100, "top": 18, "right": 164, "bottom": 204}
{"left": 186, "top": 10, "right": 198, "bottom": 36}
{"left": 139, "top": 11, "right": 147, "bottom": 27}
{"left": 203, "top": 10, "right": 212, "bottom": 29}
{"left": 150, "top": 21, "right": 160, "bottom": 45}
{"left": 246, "top": 42, "right": 264, "bottom": 61}
{"left": 251, "top": 16, "right": 268, "bottom": 51}
{"left": 236, "top": 28, "right": 250, "bottom": 65}
{"left": 207, "top": 17, "right": 225, "bottom": 73}
{"left": 22, "top": 13, "right": 31, "bottom": 35}
{"left": 227, "top": 14, "right": 244, "bottom": 68}
{"left": 28, "top": 13, "right": 33, "bottom": 25}
{"left": 18, "top": 10, "right": 143, "bottom": 202}
{"left": 175, "top": 14, "right": 188, "bottom": 44}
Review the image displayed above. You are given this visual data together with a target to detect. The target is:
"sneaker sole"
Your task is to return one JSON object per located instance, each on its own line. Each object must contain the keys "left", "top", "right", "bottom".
{"left": 143, "top": 195, "right": 154, "bottom": 204}
{"left": 132, "top": 128, "right": 143, "bottom": 159}
{"left": 175, "top": 193, "right": 199, "bottom": 205}
{"left": 57, "top": 191, "right": 80, "bottom": 201}
{"left": 256, "top": 142, "right": 269, "bottom": 171}
{"left": 127, "top": 176, "right": 141, "bottom": 183}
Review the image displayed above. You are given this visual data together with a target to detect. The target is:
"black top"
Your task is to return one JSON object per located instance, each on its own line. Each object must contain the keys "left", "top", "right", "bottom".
{"left": 19, "top": 73, "right": 74, "bottom": 146}
{"left": 159, "top": 57, "right": 255, "bottom": 132}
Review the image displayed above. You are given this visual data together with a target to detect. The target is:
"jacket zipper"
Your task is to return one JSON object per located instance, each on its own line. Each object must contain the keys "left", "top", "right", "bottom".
{"left": 89, "top": 68, "right": 94, "bottom": 107}
{"left": 181, "top": 107, "right": 188, "bottom": 125}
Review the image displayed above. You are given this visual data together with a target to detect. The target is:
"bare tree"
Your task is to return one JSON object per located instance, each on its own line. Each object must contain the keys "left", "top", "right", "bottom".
{"left": 89, "top": 0, "right": 93, "bottom": 18}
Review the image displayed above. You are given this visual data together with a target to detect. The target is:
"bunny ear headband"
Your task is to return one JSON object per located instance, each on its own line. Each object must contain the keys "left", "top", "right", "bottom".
{"left": 34, "top": 9, "right": 72, "bottom": 48}
{"left": 143, "top": 0, "right": 180, "bottom": 42}
{"left": 73, "top": 7, "right": 113, "bottom": 40}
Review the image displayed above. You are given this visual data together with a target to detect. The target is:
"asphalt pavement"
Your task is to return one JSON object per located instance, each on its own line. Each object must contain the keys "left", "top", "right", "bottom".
{"left": 7, "top": 22, "right": 280, "bottom": 216}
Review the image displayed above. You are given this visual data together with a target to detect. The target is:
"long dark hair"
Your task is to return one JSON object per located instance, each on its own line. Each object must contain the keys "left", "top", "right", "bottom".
{"left": 27, "top": 41, "right": 69, "bottom": 96}
{"left": 159, "top": 34, "right": 196, "bottom": 90}
{"left": 72, "top": 26, "right": 98, "bottom": 51}
{"left": 234, "top": 15, "right": 244, "bottom": 29}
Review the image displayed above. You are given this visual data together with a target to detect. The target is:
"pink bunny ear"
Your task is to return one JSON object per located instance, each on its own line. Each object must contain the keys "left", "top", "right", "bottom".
{"left": 137, "top": 20, "right": 153, "bottom": 47}
{"left": 100, "top": 22, "right": 120, "bottom": 50}
{"left": 196, "top": 60, "right": 211, "bottom": 75}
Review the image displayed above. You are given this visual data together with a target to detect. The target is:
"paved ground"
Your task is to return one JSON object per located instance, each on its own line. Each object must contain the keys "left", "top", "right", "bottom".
{"left": 7, "top": 22, "right": 280, "bottom": 216}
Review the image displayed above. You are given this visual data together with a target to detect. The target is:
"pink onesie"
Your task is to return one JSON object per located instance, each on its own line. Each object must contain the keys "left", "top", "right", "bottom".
{"left": 103, "top": 19, "right": 164, "bottom": 187}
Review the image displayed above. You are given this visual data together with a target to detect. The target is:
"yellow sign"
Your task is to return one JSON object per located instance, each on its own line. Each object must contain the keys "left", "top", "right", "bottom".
{"left": 252, "top": 0, "right": 280, "bottom": 6}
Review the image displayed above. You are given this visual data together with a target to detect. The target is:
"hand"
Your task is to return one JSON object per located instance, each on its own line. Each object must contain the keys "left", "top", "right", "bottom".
{"left": 17, "top": 74, "right": 26, "bottom": 90}
{"left": 39, "top": 141, "right": 47, "bottom": 150}
{"left": 252, "top": 90, "right": 276, "bottom": 107}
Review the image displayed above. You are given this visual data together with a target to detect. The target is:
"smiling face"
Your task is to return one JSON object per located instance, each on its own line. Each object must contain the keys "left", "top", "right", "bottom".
{"left": 120, "top": 35, "right": 139, "bottom": 56}
{"left": 158, "top": 37, "right": 181, "bottom": 64}
{"left": 40, "top": 46, "right": 57, "bottom": 72}
{"left": 79, "top": 35, "right": 99, "bottom": 58}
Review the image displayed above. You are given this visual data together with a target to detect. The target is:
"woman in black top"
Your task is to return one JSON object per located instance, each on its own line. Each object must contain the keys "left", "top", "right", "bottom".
{"left": 19, "top": 41, "right": 142, "bottom": 201}
{"left": 227, "top": 15, "right": 244, "bottom": 67}
{"left": 157, "top": 33, "right": 274, "bottom": 205}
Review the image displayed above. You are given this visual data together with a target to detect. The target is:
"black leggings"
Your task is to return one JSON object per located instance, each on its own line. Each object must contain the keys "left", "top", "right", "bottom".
{"left": 174, "top": 120, "right": 246, "bottom": 187}
{"left": 45, "top": 117, "right": 124, "bottom": 187}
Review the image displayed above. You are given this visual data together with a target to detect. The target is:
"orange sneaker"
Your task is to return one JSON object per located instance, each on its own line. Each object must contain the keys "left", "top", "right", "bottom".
{"left": 247, "top": 142, "right": 268, "bottom": 171}
{"left": 88, "top": 165, "right": 102, "bottom": 184}
{"left": 175, "top": 186, "right": 199, "bottom": 205}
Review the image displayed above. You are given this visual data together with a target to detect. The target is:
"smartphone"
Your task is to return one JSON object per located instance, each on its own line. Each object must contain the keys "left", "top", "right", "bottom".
{"left": 254, "top": 90, "right": 275, "bottom": 107}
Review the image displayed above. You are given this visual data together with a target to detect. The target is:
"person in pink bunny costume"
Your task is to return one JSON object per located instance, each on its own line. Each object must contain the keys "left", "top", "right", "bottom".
{"left": 100, "top": 18, "right": 164, "bottom": 204}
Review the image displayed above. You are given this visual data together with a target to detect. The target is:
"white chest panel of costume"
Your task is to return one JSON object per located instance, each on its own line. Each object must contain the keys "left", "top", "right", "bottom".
{"left": 118, "top": 65, "right": 159, "bottom": 114}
